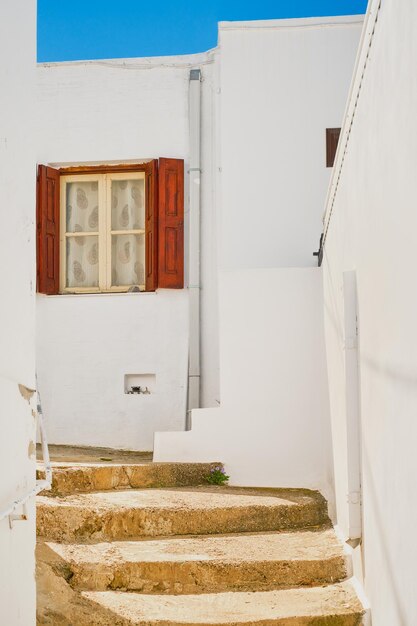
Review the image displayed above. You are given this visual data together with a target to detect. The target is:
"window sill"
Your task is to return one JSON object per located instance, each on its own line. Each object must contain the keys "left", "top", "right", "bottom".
{"left": 37, "top": 291, "right": 158, "bottom": 299}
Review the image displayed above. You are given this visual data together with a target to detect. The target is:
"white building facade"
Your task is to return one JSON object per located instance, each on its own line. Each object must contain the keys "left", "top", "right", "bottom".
{"left": 322, "top": 1, "right": 417, "bottom": 623}
{"left": 36, "top": 16, "right": 362, "bottom": 461}
{"left": 6, "top": 3, "right": 417, "bottom": 624}
{"left": 0, "top": 1, "right": 37, "bottom": 624}
{"left": 154, "top": 17, "right": 363, "bottom": 511}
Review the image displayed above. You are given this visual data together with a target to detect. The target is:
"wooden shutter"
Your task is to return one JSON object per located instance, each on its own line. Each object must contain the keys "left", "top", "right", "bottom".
{"left": 145, "top": 159, "right": 158, "bottom": 291}
{"left": 326, "top": 128, "right": 341, "bottom": 168}
{"left": 37, "top": 165, "right": 60, "bottom": 294}
{"left": 158, "top": 158, "right": 184, "bottom": 289}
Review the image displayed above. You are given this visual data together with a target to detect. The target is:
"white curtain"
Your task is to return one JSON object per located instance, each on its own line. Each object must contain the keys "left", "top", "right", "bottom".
{"left": 66, "top": 181, "right": 99, "bottom": 289}
{"left": 111, "top": 179, "right": 145, "bottom": 287}
{"left": 65, "top": 178, "right": 146, "bottom": 289}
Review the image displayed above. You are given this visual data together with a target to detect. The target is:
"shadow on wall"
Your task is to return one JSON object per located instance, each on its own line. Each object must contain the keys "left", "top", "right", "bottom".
{"left": 361, "top": 445, "right": 409, "bottom": 625}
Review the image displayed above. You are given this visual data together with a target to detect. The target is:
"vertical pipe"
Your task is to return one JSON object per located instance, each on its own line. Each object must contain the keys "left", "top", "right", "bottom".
{"left": 343, "top": 270, "right": 362, "bottom": 541}
{"left": 187, "top": 68, "right": 202, "bottom": 429}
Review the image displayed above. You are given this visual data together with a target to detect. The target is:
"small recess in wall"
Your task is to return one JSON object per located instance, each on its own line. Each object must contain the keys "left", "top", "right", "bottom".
{"left": 125, "top": 374, "right": 156, "bottom": 395}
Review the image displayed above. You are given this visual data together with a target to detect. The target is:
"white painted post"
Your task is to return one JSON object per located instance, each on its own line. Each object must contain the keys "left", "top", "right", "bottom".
{"left": 343, "top": 270, "right": 363, "bottom": 541}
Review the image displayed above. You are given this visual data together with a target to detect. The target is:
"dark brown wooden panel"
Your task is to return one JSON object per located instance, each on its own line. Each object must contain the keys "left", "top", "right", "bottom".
{"left": 326, "top": 128, "right": 341, "bottom": 168}
{"left": 37, "top": 165, "right": 60, "bottom": 294}
{"left": 158, "top": 158, "right": 184, "bottom": 289}
{"left": 145, "top": 159, "right": 158, "bottom": 291}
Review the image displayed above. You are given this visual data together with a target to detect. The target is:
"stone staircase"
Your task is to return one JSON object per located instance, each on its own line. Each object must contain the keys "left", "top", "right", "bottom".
{"left": 36, "top": 448, "right": 367, "bottom": 625}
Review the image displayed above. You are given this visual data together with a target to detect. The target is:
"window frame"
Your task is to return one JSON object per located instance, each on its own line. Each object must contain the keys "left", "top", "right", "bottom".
{"left": 37, "top": 159, "right": 184, "bottom": 295}
{"left": 59, "top": 170, "right": 146, "bottom": 294}
{"left": 106, "top": 171, "right": 146, "bottom": 293}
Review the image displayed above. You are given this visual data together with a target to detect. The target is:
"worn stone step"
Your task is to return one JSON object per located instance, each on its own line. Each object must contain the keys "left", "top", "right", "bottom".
{"left": 37, "top": 461, "right": 223, "bottom": 496}
{"left": 37, "top": 487, "right": 329, "bottom": 542}
{"left": 37, "top": 443, "right": 153, "bottom": 465}
{"left": 82, "top": 580, "right": 365, "bottom": 625}
{"left": 46, "top": 528, "right": 349, "bottom": 593}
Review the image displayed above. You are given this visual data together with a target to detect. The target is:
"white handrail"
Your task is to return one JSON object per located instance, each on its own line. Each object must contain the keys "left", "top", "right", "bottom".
{"left": 0, "top": 387, "right": 52, "bottom": 524}
{"left": 37, "top": 386, "right": 52, "bottom": 486}
{"left": 322, "top": 0, "right": 382, "bottom": 244}
{"left": 0, "top": 480, "right": 50, "bottom": 523}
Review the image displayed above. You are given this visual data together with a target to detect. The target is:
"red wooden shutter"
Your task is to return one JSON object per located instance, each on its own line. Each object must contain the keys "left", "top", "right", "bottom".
{"left": 37, "top": 165, "right": 60, "bottom": 294}
{"left": 158, "top": 158, "right": 184, "bottom": 289}
{"left": 145, "top": 159, "right": 158, "bottom": 291}
{"left": 326, "top": 128, "right": 341, "bottom": 167}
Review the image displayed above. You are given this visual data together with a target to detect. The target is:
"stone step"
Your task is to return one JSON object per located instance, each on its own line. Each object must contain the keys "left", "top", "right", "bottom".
{"left": 82, "top": 580, "right": 365, "bottom": 625}
{"left": 37, "top": 487, "right": 329, "bottom": 542}
{"left": 46, "top": 528, "right": 349, "bottom": 593}
{"left": 37, "top": 443, "right": 153, "bottom": 465}
{"left": 37, "top": 461, "right": 224, "bottom": 496}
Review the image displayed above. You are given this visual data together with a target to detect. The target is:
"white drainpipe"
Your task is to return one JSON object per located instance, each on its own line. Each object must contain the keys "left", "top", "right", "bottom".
{"left": 187, "top": 68, "right": 202, "bottom": 429}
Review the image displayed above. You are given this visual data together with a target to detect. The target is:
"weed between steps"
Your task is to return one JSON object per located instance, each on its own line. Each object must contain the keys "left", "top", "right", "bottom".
{"left": 205, "top": 466, "right": 230, "bottom": 485}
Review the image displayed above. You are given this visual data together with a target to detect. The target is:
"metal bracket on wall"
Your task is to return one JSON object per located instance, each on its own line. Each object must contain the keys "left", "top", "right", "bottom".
{"left": 313, "top": 233, "right": 324, "bottom": 266}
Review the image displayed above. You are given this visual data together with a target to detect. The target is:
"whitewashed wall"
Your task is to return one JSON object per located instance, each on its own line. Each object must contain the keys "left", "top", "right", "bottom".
{"left": 36, "top": 17, "right": 362, "bottom": 452}
{"left": 36, "top": 53, "right": 219, "bottom": 449}
{"left": 323, "top": 1, "right": 417, "bottom": 623}
{"left": 155, "top": 17, "right": 362, "bottom": 500}
{"left": 37, "top": 291, "right": 188, "bottom": 449}
{"left": 155, "top": 268, "right": 335, "bottom": 500}
{"left": 218, "top": 16, "right": 363, "bottom": 271}
{"left": 0, "top": 1, "right": 37, "bottom": 624}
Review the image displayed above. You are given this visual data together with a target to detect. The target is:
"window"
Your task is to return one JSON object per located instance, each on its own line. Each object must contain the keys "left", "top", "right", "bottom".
{"left": 61, "top": 172, "right": 146, "bottom": 292}
{"left": 36, "top": 159, "right": 184, "bottom": 294}
{"left": 326, "top": 128, "right": 341, "bottom": 168}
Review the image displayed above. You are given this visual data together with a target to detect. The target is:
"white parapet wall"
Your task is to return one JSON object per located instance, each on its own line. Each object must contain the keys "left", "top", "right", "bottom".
{"left": 322, "top": 0, "right": 417, "bottom": 623}
{"left": 155, "top": 267, "right": 335, "bottom": 504}
{"left": 0, "top": 1, "right": 37, "bottom": 624}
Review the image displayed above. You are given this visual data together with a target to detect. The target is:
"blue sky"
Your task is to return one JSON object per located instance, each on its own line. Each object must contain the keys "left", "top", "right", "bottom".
{"left": 38, "top": 0, "right": 368, "bottom": 63}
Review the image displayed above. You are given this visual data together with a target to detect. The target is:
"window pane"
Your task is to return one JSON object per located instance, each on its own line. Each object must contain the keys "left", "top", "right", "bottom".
{"left": 111, "top": 179, "right": 145, "bottom": 230}
{"left": 111, "top": 233, "right": 145, "bottom": 287}
{"left": 66, "top": 181, "right": 99, "bottom": 233}
{"left": 66, "top": 236, "right": 99, "bottom": 288}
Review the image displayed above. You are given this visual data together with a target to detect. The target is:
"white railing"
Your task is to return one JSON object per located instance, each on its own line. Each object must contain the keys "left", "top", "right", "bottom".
{"left": 0, "top": 388, "right": 52, "bottom": 527}
{"left": 322, "top": 0, "right": 382, "bottom": 244}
